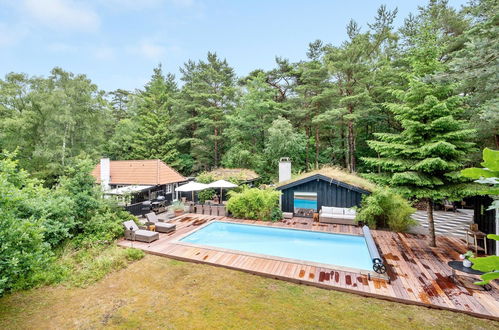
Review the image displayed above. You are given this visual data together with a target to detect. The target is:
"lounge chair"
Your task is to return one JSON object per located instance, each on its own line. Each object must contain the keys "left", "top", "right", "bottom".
{"left": 145, "top": 212, "right": 176, "bottom": 233}
{"left": 123, "top": 220, "right": 159, "bottom": 243}
{"left": 319, "top": 206, "right": 356, "bottom": 225}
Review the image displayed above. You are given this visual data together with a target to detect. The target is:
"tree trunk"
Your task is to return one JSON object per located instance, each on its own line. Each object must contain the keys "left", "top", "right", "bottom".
{"left": 427, "top": 199, "right": 437, "bottom": 247}
{"left": 347, "top": 118, "right": 356, "bottom": 173}
{"left": 62, "top": 122, "right": 69, "bottom": 167}
{"left": 305, "top": 126, "right": 310, "bottom": 170}
{"left": 341, "top": 124, "right": 347, "bottom": 169}
{"left": 214, "top": 127, "right": 219, "bottom": 168}
{"left": 315, "top": 127, "right": 319, "bottom": 170}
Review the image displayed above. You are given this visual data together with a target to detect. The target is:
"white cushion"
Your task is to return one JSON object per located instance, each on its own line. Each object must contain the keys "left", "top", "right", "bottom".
{"left": 321, "top": 206, "right": 334, "bottom": 214}
{"left": 344, "top": 208, "right": 356, "bottom": 216}
{"left": 331, "top": 207, "right": 344, "bottom": 214}
{"left": 135, "top": 229, "right": 158, "bottom": 237}
{"left": 342, "top": 214, "right": 356, "bottom": 220}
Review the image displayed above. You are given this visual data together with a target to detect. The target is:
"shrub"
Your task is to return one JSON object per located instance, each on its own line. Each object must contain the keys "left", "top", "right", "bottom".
{"left": 0, "top": 153, "right": 137, "bottom": 295}
{"left": 30, "top": 244, "right": 145, "bottom": 288}
{"left": 226, "top": 188, "right": 281, "bottom": 221}
{"left": 270, "top": 207, "right": 283, "bottom": 222}
{"left": 356, "top": 188, "right": 416, "bottom": 232}
{"left": 198, "top": 188, "right": 216, "bottom": 203}
{"left": 196, "top": 172, "right": 215, "bottom": 184}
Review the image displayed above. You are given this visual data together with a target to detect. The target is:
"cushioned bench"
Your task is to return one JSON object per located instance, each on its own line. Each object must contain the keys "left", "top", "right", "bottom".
{"left": 319, "top": 206, "right": 356, "bottom": 225}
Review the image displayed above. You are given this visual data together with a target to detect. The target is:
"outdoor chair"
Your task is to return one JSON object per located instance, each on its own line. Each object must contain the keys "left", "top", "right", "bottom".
{"left": 145, "top": 212, "right": 176, "bottom": 233}
{"left": 123, "top": 220, "right": 159, "bottom": 243}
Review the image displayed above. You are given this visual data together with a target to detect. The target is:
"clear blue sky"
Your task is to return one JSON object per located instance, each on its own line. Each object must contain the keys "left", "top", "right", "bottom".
{"left": 0, "top": 0, "right": 467, "bottom": 92}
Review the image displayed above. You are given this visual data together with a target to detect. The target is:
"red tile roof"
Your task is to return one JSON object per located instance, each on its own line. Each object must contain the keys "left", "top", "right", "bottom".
{"left": 91, "top": 159, "right": 186, "bottom": 185}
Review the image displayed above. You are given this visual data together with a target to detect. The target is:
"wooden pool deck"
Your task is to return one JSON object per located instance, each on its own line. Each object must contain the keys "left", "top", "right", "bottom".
{"left": 117, "top": 214, "right": 499, "bottom": 320}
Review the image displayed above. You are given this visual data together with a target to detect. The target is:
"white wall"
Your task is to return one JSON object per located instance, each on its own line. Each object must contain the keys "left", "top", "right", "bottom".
{"left": 100, "top": 158, "right": 111, "bottom": 191}
{"left": 279, "top": 157, "right": 291, "bottom": 183}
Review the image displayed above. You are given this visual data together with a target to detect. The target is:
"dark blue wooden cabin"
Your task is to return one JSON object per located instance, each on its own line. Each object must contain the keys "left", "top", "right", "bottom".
{"left": 276, "top": 174, "right": 371, "bottom": 217}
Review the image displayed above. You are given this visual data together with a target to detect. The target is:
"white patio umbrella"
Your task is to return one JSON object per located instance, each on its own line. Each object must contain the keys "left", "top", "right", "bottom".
{"left": 175, "top": 181, "right": 209, "bottom": 201}
{"left": 207, "top": 179, "right": 238, "bottom": 203}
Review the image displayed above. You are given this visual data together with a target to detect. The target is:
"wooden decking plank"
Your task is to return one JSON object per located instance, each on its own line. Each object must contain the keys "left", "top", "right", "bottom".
{"left": 116, "top": 213, "right": 499, "bottom": 320}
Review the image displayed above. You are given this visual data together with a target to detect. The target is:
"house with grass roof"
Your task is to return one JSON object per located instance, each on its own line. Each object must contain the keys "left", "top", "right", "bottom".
{"left": 276, "top": 158, "right": 374, "bottom": 217}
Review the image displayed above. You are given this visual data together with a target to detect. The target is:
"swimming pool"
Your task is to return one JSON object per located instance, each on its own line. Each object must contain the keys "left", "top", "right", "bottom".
{"left": 179, "top": 221, "right": 374, "bottom": 271}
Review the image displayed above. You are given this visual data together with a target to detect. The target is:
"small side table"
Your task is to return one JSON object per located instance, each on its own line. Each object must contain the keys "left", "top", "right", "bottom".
{"left": 465, "top": 230, "right": 487, "bottom": 255}
{"left": 447, "top": 261, "right": 491, "bottom": 291}
{"left": 313, "top": 212, "right": 319, "bottom": 222}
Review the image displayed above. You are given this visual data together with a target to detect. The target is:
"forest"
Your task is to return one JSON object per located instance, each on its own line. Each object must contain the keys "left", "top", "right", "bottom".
{"left": 1, "top": 0, "right": 497, "bottom": 186}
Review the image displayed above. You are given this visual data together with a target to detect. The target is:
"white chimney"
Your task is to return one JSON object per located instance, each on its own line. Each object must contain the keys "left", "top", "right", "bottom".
{"left": 100, "top": 158, "right": 111, "bottom": 191}
{"left": 279, "top": 157, "right": 291, "bottom": 182}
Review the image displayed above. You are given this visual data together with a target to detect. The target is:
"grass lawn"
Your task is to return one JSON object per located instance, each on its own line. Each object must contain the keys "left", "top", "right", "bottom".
{"left": 0, "top": 253, "right": 497, "bottom": 329}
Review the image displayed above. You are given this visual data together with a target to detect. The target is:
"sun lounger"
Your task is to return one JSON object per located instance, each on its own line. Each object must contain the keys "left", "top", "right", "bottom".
{"left": 145, "top": 212, "right": 176, "bottom": 233}
{"left": 123, "top": 220, "right": 159, "bottom": 243}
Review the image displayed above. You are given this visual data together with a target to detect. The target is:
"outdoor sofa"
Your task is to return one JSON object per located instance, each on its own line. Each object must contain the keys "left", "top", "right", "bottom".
{"left": 145, "top": 212, "right": 176, "bottom": 233}
{"left": 123, "top": 220, "right": 159, "bottom": 243}
{"left": 318, "top": 206, "right": 357, "bottom": 225}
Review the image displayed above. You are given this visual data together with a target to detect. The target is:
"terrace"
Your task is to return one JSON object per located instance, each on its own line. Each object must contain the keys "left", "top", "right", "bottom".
{"left": 118, "top": 213, "right": 499, "bottom": 321}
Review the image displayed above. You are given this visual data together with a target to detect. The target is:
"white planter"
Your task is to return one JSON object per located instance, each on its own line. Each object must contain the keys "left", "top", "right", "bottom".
{"left": 463, "top": 259, "right": 472, "bottom": 268}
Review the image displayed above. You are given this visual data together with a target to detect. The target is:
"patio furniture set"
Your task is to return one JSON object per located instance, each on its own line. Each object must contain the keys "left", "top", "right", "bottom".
{"left": 122, "top": 212, "right": 176, "bottom": 243}
{"left": 192, "top": 203, "right": 227, "bottom": 216}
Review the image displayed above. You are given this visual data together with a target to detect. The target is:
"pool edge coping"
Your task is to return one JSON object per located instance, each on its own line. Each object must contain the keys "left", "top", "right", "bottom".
{"left": 171, "top": 219, "right": 389, "bottom": 280}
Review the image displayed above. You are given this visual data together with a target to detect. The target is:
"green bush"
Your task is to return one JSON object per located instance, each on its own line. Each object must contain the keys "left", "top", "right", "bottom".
{"left": 270, "top": 207, "right": 283, "bottom": 222}
{"left": 226, "top": 187, "right": 281, "bottom": 221}
{"left": 0, "top": 153, "right": 137, "bottom": 295}
{"left": 198, "top": 188, "right": 216, "bottom": 203}
{"left": 356, "top": 188, "right": 416, "bottom": 232}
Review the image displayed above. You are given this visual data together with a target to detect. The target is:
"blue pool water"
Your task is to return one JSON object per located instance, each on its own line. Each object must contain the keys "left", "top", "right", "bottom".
{"left": 294, "top": 198, "right": 317, "bottom": 210}
{"left": 180, "top": 221, "right": 373, "bottom": 271}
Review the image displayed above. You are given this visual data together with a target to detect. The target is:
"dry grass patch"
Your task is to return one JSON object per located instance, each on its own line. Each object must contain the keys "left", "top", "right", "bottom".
{"left": 277, "top": 166, "right": 376, "bottom": 192}
{"left": 0, "top": 254, "right": 496, "bottom": 329}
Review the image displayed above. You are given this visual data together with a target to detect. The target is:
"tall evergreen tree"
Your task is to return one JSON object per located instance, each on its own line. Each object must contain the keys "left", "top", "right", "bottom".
{"left": 324, "top": 6, "right": 398, "bottom": 172}
{"left": 292, "top": 40, "right": 332, "bottom": 170}
{"left": 176, "top": 52, "right": 236, "bottom": 171}
{"left": 363, "top": 24, "right": 476, "bottom": 247}
{"left": 108, "top": 65, "right": 181, "bottom": 168}
{"left": 223, "top": 72, "right": 283, "bottom": 170}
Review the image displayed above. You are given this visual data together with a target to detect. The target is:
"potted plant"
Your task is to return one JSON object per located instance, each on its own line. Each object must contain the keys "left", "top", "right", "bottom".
{"left": 171, "top": 201, "right": 185, "bottom": 217}
{"left": 460, "top": 251, "right": 475, "bottom": 268}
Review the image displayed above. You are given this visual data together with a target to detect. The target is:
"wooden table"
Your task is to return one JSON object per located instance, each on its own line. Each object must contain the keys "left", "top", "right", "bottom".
{"left": 448, "top": 261, "right": 491, "bottom": 291}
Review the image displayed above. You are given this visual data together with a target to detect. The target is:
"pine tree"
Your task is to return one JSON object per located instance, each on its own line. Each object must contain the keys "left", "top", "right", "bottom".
{"left": 363, "top": 25, "right": 476, "bottom": 247}
{"left": 324, "top": 6, "right": 398, "bottom": 172}
{"left": 176, "top": 52, "right": 236, "bottom": 171}
{"left": 292, "top": 40, "right": 332, "bottom": 170}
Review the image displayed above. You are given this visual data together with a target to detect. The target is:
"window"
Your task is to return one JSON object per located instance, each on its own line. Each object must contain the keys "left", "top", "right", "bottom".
{"left": 293, "top": 192, "right": 317, "bottom": 217}
{"left": 165, "top": 184, "right": 172, "bottom": 194}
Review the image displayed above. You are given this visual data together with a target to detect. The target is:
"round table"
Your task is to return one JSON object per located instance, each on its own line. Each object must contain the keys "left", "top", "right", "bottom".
{"left": 447, "top": 261, "right": 492, "bottom": 291}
